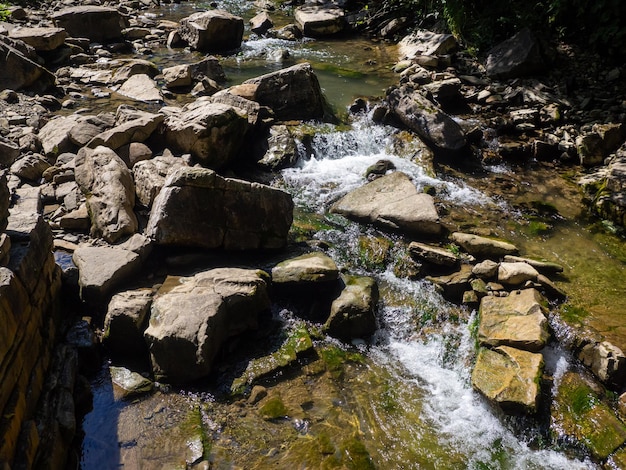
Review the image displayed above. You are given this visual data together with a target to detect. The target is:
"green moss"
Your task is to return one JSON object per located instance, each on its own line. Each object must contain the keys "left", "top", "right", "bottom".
{"left": 340, "top": 435, "right": 375, "bottom": 470}
{"left": 527, "top": 219, "right": 552, "bottom": 236}
{"left": 318, "top": 345, "right": 365, "bottom": 378}
{"left": 259, "top": 396, "right": 288, "bottom": 420}
{"left": 180, "top": 406, "right": 210, "bottom": 459}
{"left": 290, "top": 210, "right": 336, "bottom": 242}
{"left": 357, "top": 235, "right": 391, "bottom": 270}
{"left": 314, "top": 63, "right": 365, "bottom": 79}
{"left": 558, "top": 304, "right": 590, "bottom": 324}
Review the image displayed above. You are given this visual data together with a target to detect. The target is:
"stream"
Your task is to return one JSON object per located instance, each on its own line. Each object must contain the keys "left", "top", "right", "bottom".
{"left": 78, "top": 1, "right": 626, "bottom": 468}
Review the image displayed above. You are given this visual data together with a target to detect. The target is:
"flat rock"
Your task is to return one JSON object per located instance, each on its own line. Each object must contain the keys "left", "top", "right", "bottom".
{"left": 497, "top": 261, "right": 539, "bottom": 285}
{"left": 478, "top": 288, "right": 549, "bottom": 352}
{"left": 502, "top": 255, "right": 563, "bottom": 274}
{"left": 87, "top": 111, "right": 163, "bottom": 151}
{"left": 178, "top": 10, "right": 244, "bottom": 52}
{"left": 330, "top": 171, "right": 441, "bottom": 236}
{"left": 450, "top": 232, "right": 518, "bottom": 258}
{"left": 398, "top": 29, "right": 457, "bottom": 60}
{"left": 8, "top": 27, "right": 68, "bottom": 52}
{"left": 51, "top": 6, "right": 129, "bottom": 43}
{"left": 116, "top": 74, "right": 163, "bottom": 103}
{"left": 472, "top": 345, "right": 543, "bottom": 414}
{"left": 294, "top": 5, "right": 345, "bottom": 37}
{"left": 271, "top": 252, "right": 338, "bottom": 284}
{"left": 408, "top": 241, "right": 458, "bottom": 267}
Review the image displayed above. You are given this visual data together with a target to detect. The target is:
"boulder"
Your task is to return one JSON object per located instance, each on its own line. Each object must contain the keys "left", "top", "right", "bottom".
{"left": 146, "top": 167, "right": 293, "bottom": 250}
{"left": 144, "top": 268, "right": 270, "bottom": 383}
{"left": 478, "top": 288, "right": 549, "bottom": 352}
{"left": 250, "top": 12, "right": 273, "bottom": 36}
{"left": 579, "top": 340, "right": 626, "bottom": 386}
{"left": 330, "top": 171, "right": 441, "bottom": 236}
{"left": 178, "top": 10, "right": 244, "bottom": 52}
{"left": 8, "top": 27, "right": 68, "bottom": 52}
{"left": 209, "top": 90, "right": 271, "bottom": 128}
{"left": 577, "top": 123, "right": 625, "bottom": 167}
{"left": 116, "top": 74, "right": 163, "bottom": 103}
{"left": 10, "top": 154, "right": 51, "bottom": 181}
{"left": 38, "top": 115, "right": 83, "bottom": 157}
{"left": 162, "top": 100, "right": 249, "bottom": 169}
{"left": 74, "top": 146, "right": 138, "bottom": 243}
{"left": 472, "top": 259, "right": 499, "bottom": 279}
{"left": 103, "top": 289, "right": 153, "bottom": 357}
{"left": 271, "top": 252, "right": 338, "bottom": 284}
{"left": 408, "top": 241, "right": 458, "bottom": 268}
{"left": 0, "top": 36, "right": 56, "bottom": 92}
{"left": 87, "top": 110, "right": 163, "bottom": 151}
{"left": 450, "top": 232, "right": 518, "bottom": 259}
{"left": 472, "top": 346, "right": 543, "bottom": 414}
{"left": 426, "top": 264, "right": 473, "bottom": 301}
{"left": 133, "top": 155, "right": 187, "bottom": 208}
{"left": 485, "top": 28, "right": 546, "bottom": 79}
{"left": 551, "top": 372, "right": 626, "bottom": 460}
{"left": 257, "top": 124, "right": 298, "bottom": 170}
{"left": 51, "top": 6, "right": 129, "bottom": 43}
{"left": 0, "top": 138, "right": 20, "bottom": 167}
{"left": 68, "top": 115, "right": 113, "bottom": 147}
{"left": 241, "top": 63, "right": 325, "bottom": 121}
{"left": 497, "top": 261, "right": 539, "bottom": 285}
{"left": 72, "top": 246, "right": 142, "bottom": 305}
{"left": 323, "top": 274, "right": 378, "bottom": 341}
{"left": 386, "top": 85, "right": 466, "bottom": 152}
{"left": 294, "top": 5, "right": 345, "bottom": 37}
{"left": 398, "top": 29, "right": 457, "bottom": 60}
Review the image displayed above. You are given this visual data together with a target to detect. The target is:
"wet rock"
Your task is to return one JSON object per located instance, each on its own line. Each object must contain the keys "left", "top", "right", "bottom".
{"left": 146, "top": 167, "right": 293, "bottom": 250}
{"left": 294, "top": 5, "right": 345, "bottom": 37}
{"left": 250, "top": 12, "right": 273, "bottom": 36}
{"left": 103, "top": 289, "right": 153, "bottom": 357}
{"left": 397, "top": 29, "right": 457, "bottom": 60}
{"left": 485, "top": 28, "right": 546, "bottom": 79}
{"left": 578, "top": 340, "right": 626, "bottom": 387}
{"left": 0, "top": 36, "right": 56, "bottom": 93}
{"left": 133, "top": 155, "right": 188, "bottom": 208}
{"left": 272, "top": 252, "right": 338, "bottom": 284}
{"left": 162, "top": 100, "right": 249, "bottom": 169}
{"left": 116, "top": 74, "right": 163, "bottom": 103}
{"left": 178, "top": 10, "right": 244, "bottom": 52}
{"left": 472, "top": 345, "right": 543, "bottom": 414}
{"left": 472, "top": 259, "right": 499, "bottom": 279}
{"left": 386, "top": 85, "right": 467, "bottom": 152}
{"left": 365, "top": 159, "right": 395, "bottom": 180}
{"left": 51, "top": 6, "right": 129, "bottom": 43}
{"left": 450, "top": 232, "right": 518, "bottom": 259}
{"left": 426, "top": 264, "right": 473, "bottom": 301}
{"left": 110, "top": 366, "right": 153, "bottom": 400}
{"left": 144, "top": 268, "right": 270, "bottom": 383}
{"left": 242, "top": 63, "right": 325, "bottom": 121}
{"left": 408, "top": 241, "right": 459, "bottom": 268}
{"left": 477, "top": 288, "right": 549, "bottom": 352}
{"left": 8, "top": 27, "right": 68, "bottom": 52}
{"left": 257, "top": 124, "right": 298, "bottom": 170}
{"left": 330, "top": 171, "right": 441, "bottom": 236}
{"left": 74, "top": 146, "right": 138, "bottom": 243}
{"left": 72, "top": 245, "right": 142, "bottom": 306}
{"left": 551, "top": 372, "right": 626, "bottom": 460}
{"left": 323, "top": 274, "right": 378, "bottom": 341}
{"left": 497, "top": 261, "right": 539, "bottom": 286}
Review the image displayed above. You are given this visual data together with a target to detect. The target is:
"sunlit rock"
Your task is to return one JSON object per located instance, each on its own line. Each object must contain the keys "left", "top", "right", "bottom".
{"left": 110, "top": 366, "right": 153, "bottom": 400}
{"left": 51, "top": 6, "right": 129, "bottom": 43}
{"left": 294, "top": 5, "right": 345, "bottom": 37}
{"left": 8, "top": 27, "right": 67, "bottom": 52}
{"left": 497, "top": 261, "right": 539, "bottom": 286}
{"left": 450, "top": 232, "right": 518, "bottom": 259}
{"left": 133, "top": 155, "right": 188, "bottom": 208}
{"left": 271, "top": 252, "right": 338, "bottom": 284}
{"left": 398, "top": 29, "right": 457, "bottom": 60}
{"left": 103, "top": 289, "right": 153, "bottom": 358}
{"left": 579, "top": 340, "right": 626, "bottom": 387}
{"left": 178, "top": 10, "right": 244, "bottom": 52}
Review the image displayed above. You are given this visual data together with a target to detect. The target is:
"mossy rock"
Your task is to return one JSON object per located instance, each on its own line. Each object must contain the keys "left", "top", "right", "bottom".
{"left": 551, "top": 372, "right": 626, "bottom": 460}
{"left": 259, "top": 395, "right": 288, "bottom": 420}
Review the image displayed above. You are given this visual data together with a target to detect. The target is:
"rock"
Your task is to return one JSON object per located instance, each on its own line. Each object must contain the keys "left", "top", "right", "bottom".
{"left": 72, "top": 245, "right": 142, "bottom": 305}
{"left": 59, "top": 203, "right": 90, "bottom": 232}
{"left": 241, "top": 63, "right": 325, "bottom": 121}
{"left": 178, "top": 10, "right": 244, "bottom": 52}
{"left": 257, "top": 125, "right": 298, "bottom": 170}
{"left": 426, "top": 264, "right": 473, "bottom": 301}
{"left": 10, "top": 153, "right": 51, "bottom": 181}
{"left": 118, "top": 142, "right": 152, "bottom": 168}
{"left": 478, "top": 288, "right": 549, "bottom": 352}
{"left": 133, "top": 155, "right": 187, "bottom": 208}
{"left": 144, "top": 268, "right": 270, "bottom": 383}
{"left": 0, "top": 36, "right": 56, "bottom": 92}
{"left": 330, "top": 171, "right": 441, "bottom": 236}
{"left": 365, "top": 159, "right": 396, "bottom": 181}
{"left": 8, "top": 27, "right": 68, "bottom": 52}
{"left": 74, "top": 146, "right": 138, "bottom": 243}
{"left": 502, "top": 255, "right": 563, "bottom": 275}
{"left": 51, "top": 6, "right": 129, "bottom": 43}
{"left": 472, "top": 259, "right": 499, "bottom": 279}
{"left": 497, "top": 262, "right": 539, "bottom": 286}
{"left": 579, "top": 340, "right": 626, "bottom": 386}
{"left": 551, "top": 372, "right": 626, "bottom": 460}
{"left": 577, "top": 123, "right": 625, "bottom": 167}
{"left": 68, "top": 115, "right": 113, "bottom": 147}
{"left": 250, "top": 12, "right": 273, "bottom": 36}
{"left": 87, "top": 110, "right": 163, "bottom": 151}
{"left": 163, "top": 56, "right": 225, "bottom": 89}
{"left": 110, "top": 366, "right": 153, "bottom": 400}
{"left": 398, "top": 29, "right": 457, "bottom": 60}
{"left": 146, "top": 167, "right": 293, "bottom": 250}
{"left": 472, "top": 346, "right": 543, "bottom": 414}
{"left": 209, "top": 90, "right": 270, "bottom": 128}
{"left": 386, "top": 85, "right": 467, "bottom": 152}
{"left": 162, "top": 100, "right": 249, "bottom": 169}
{"left": 271, "top": 252, "right": 338, "bottom": 284}
{"left": 485, "top": 28, "right": 546, "bottom": 79}
{"left": 323, "top": 275, "right": 378, "bottom": 341}
{"left": 408, "top": 241, "right": 458, "bottom": 268}
{"left": 0, "top": 138, "right": 20, "bottom": 167}
{"left": 450, "top": 232, "right": 518, "bottom": 259}
{"left": 103, "top": 289, "right": 153, "bottom": 357}
{"left": 294, "top": 5, "right": 345, "bottom": 37}
{"left": 39, "top": 115, "right": 83, "bottom": 157}
{"left": 116, "top": 74, "right": 163, "bottom": 103}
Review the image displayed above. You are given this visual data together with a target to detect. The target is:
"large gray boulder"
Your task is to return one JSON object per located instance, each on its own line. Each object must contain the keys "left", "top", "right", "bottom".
{"left": 242, "top": 63, "right": 325, "bottom": 121}
{"left": 87, "top": 110, "right": 163, "bottom": 151}
{"left": 472, "top": 346, "right": 543, "bottom": 414}
{"left": 0, "top": 36, "right": 56, "bottom": 92}
{"left": 485, "top": 28, "right": 546, "bottom": 79}
{"left": 103, "top": 289, "right": 153, "bottom": 357}
{"left": 330, "top": 171, "right": 441, "bottom": 236}
{"left": 8, "top": 27, "right": 68, "bottom": 52}
{"left": 51, "top": 6, "right": 129, "bottom": 43}
{"left": 162, "top": 100, "right": 249, "bottom": 169}
{"left": 144, "top": 268, "right": 270, "bottom": 383}
{"left": 178, "top": 10, "right": 244, "bottom": 52}
{"left": 132, "top": 155, "right": 188, "bottom": 208}
{"left": 398, "top": 29, "right": 457, "bottom": 60}
{"left": 146, "top": 167, "right": 293, "bottom": 250}
{"left": 74, "top": 146, "right": 138, "bottom": 243}
{"left": 294, "top": 5, "right": 345, "bottom": 37}
{"left": 387, "top": 85, "right": 466, "bottom": 152}
{"left": 478, "top": 288, "right": 549, "bottom": 352}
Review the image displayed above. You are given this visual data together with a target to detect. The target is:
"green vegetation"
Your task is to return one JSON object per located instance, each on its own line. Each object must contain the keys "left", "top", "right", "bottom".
{"left": 558, "top": 304, "right": 590, "bottom": 324}
{"left": 259, "top": 395, "right": 288, "bottom": 420}
{"left": 0, "top": 3, "right": 10, "bottom": 22}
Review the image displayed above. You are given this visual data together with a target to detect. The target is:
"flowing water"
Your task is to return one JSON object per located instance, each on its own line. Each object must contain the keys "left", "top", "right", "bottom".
{"left": 78, "top": 2, "right": 626, "bottom": 468}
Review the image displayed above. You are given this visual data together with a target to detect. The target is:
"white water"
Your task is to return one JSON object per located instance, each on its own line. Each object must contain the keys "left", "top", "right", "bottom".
{"left": 281, "top": 116, "right": 597, "bottom": 469}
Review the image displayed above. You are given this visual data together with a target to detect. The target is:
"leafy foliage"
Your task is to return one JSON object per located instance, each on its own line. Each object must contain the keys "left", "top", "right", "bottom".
{"left": 0, "top": 3, "right": 11, "bottom": 22}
